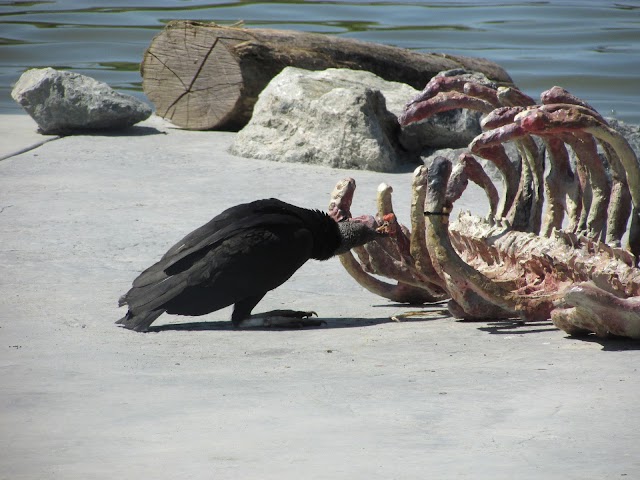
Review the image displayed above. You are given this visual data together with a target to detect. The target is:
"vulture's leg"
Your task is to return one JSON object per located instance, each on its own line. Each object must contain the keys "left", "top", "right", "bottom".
{"left": 232, "top": 296, "right": 324, "bottom": 328}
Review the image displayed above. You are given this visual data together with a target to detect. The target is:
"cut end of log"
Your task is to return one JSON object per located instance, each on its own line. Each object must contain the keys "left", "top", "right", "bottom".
{"left": 142, "top": 22, "right": 246, "bottom": 130}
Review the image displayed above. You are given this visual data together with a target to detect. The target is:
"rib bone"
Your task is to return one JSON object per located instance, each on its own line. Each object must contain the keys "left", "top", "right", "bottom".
{"left": 332, "top": 77, "right": 640, "bottom": 340}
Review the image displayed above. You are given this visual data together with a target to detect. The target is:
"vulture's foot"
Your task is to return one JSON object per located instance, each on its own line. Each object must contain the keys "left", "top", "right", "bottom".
{"left": 236, "top": 310, "right": 324, "bottom": 328}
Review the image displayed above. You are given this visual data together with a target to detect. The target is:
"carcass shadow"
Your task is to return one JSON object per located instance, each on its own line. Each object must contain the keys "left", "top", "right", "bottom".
{"left": 476, "top": 319, "right": 640, "bottom": 350}
{"left": 562, "top": 334, "right": 640, "bottom": 351}
{"left": 475, "top": 319, "right": 559, "bottom": 336}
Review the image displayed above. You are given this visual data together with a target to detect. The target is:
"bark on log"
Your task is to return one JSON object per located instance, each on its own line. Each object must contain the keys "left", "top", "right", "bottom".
{"left": 141, "top": 21, "right": 513, "bottom": 131}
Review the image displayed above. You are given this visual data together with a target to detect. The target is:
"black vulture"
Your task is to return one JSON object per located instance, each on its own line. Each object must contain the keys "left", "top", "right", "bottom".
{"left": 117, "top": 198, "right": 386, "bottom": 331}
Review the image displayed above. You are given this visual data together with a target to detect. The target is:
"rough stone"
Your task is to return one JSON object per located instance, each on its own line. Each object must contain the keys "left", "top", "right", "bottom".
{"left": 608, "top": 117, "right": 640, "bottom": 159}
{"left": 230, "top": 67, "right": 421, "bottom": 172}
{"left": 11, "top": 67, "right": 152, "bottom": 134}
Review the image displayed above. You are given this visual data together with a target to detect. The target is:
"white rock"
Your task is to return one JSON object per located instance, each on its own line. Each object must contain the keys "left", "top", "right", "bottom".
{"left": 231, "top": 67, "right": 419, "bottom": 172}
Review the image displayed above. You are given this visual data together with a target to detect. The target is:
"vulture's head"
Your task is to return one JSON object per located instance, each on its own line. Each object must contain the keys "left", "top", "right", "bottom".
{"left": 334, "top": 215, "right": 393, "bottom": 255}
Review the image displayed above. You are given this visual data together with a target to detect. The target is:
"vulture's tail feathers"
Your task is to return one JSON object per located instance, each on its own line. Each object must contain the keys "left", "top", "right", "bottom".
{"left": 116, "top": 308, "right": 164, "bottom": 332}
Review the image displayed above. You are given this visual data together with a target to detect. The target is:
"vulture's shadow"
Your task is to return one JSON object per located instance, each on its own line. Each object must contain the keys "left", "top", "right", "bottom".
{"left": 148, "top": 302, "right": 452, "bottom": 332}
{"left": 148, "top": 314, "right": 640, "bottom": 350}
{"left": 148, "top": 313, "right": 448, "bottom": 332}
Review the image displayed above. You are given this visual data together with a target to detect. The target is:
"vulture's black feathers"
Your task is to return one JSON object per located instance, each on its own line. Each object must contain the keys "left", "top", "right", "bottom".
{"left": 117, "top": 198, "right": 382, "bottom": 331}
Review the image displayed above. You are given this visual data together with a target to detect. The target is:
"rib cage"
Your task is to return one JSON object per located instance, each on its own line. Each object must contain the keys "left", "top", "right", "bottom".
{"left": 328, "top": 73, "right": 640, "bottom": 339}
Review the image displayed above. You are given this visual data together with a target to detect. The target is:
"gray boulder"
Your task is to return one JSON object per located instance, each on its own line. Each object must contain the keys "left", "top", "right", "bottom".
{"left": 231, "top": 67, "right": 420, "bottom": 172}
{"left": 400, "top": 108, "right": 483, "bottom": 151}
{"left": 11, "top": 67, "right": 152, "bottom": 134}
{"left": 607, "top": 117, "right": 640, "bottom": 160}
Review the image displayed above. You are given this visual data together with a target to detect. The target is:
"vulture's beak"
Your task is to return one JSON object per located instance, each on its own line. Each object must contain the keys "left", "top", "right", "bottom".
{"left": 376, "top": 222, "right": 390, "bottom": 235}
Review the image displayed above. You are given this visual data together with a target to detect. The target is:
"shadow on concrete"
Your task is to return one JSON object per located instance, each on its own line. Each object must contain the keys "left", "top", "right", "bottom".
{"left": 0, "top": 125, "right": 165, "bottom": 161}
{"left": 563, "top": 334, "right": 640, "bottom": 351}
{"left": 148, "top": 313, "right": 449, "bottom": 332}
{"left": 476, "top": 320, "right": 640, "bottom": 350}
{"left": 476, "top": 320, "right": 559, "bottom": 336}
{"left": 74, "top": 125, "right": 167, "bottom": 137}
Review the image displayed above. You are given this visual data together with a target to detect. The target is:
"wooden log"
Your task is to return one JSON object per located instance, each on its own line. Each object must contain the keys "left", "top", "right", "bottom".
{"left": 141, "top": 21, "right": 513, "bottom": 131}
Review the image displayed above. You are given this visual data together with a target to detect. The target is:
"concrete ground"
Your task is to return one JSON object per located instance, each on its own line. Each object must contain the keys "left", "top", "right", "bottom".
{"left": 1, "top": 114, "right": 639, "bottom": 480}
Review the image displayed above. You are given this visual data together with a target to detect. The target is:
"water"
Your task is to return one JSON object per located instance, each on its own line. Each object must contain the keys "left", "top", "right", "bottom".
{"left": 1, "top": 1, "right": 639, "bottom": 124}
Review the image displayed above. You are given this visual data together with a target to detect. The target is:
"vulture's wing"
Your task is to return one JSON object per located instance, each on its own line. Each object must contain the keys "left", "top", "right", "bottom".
{"left": 120, "top": 199, "right": 312, "bottom": 308}
{"left": 130, "top": 199, "right": 303, "bottom": 288}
